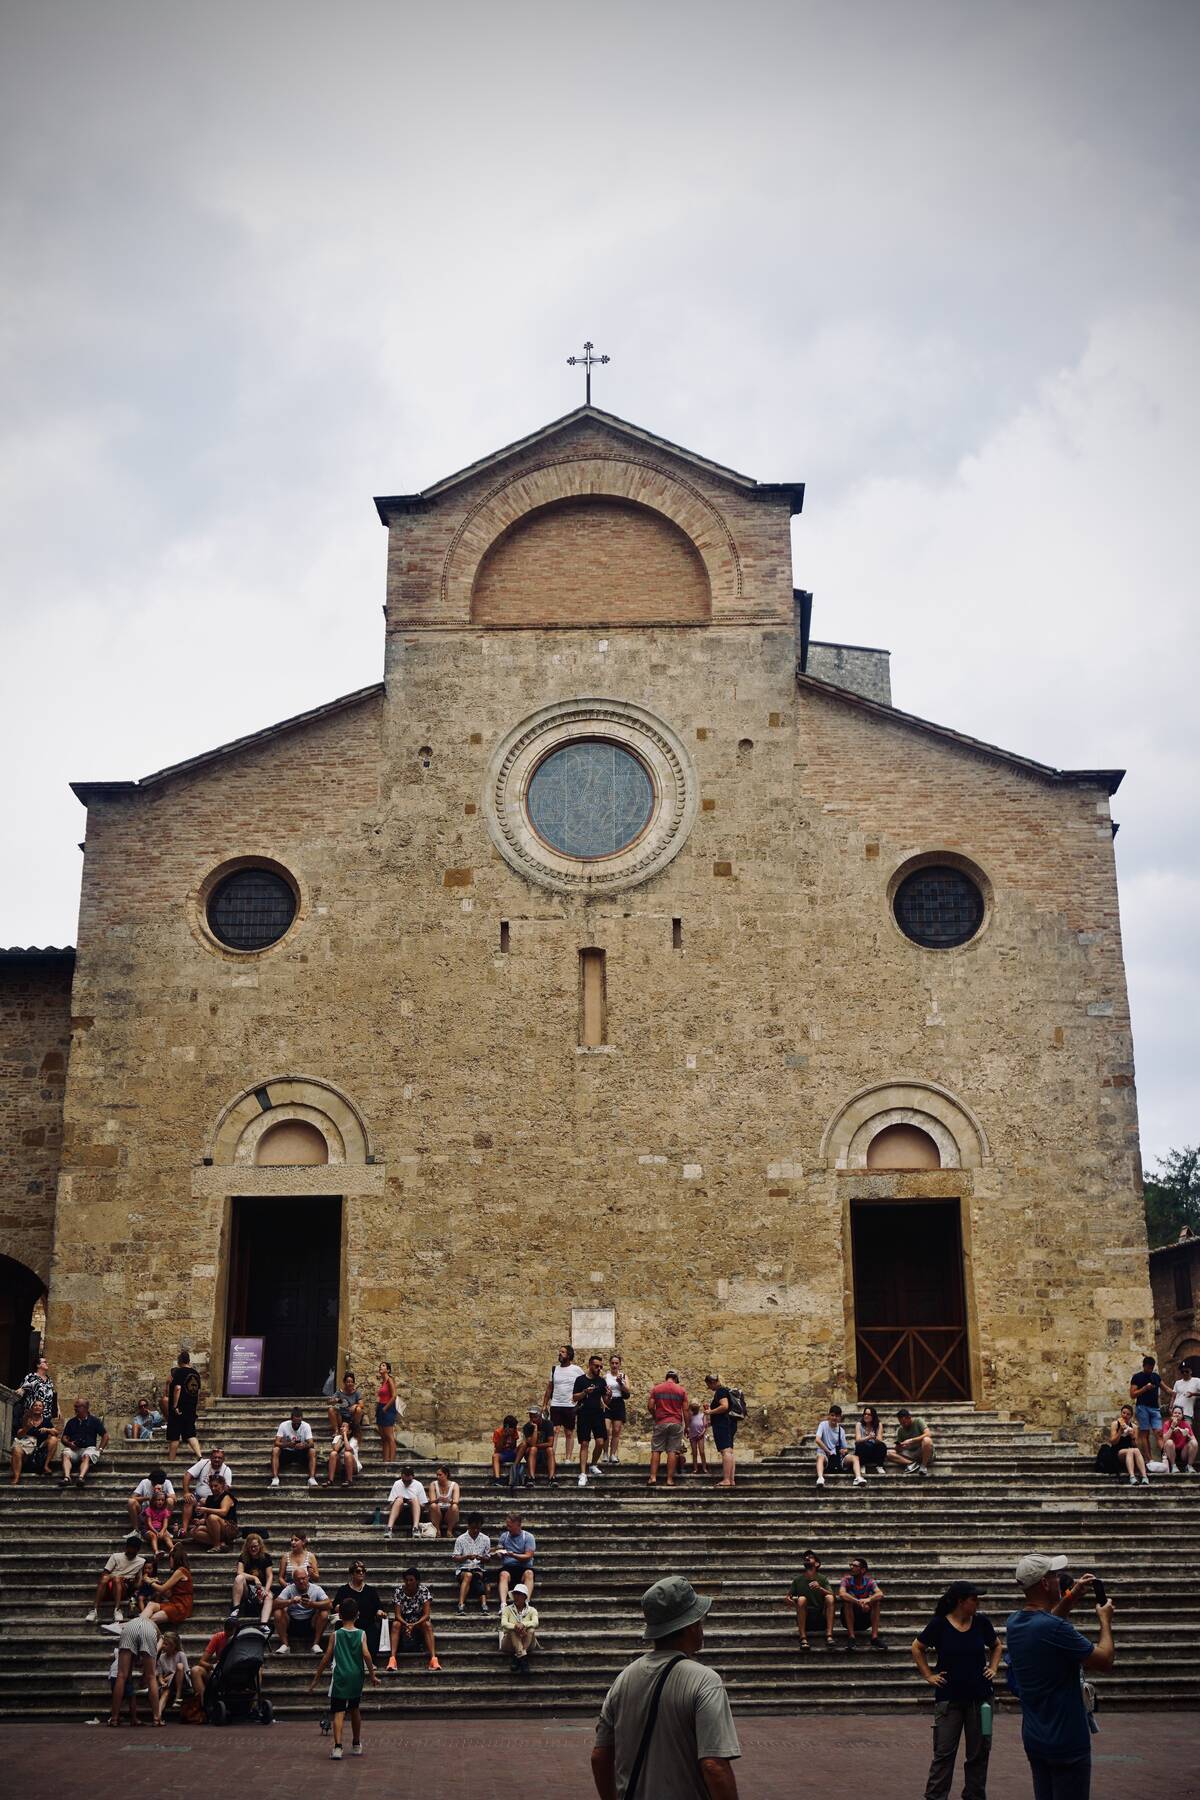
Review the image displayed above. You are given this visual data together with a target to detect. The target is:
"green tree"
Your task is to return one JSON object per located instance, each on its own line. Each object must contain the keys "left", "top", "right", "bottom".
{"left": 1144, "top": 1146, "right": 1200, "bottom": 1248}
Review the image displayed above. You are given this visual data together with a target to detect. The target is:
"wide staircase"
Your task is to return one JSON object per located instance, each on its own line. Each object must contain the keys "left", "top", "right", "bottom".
{"left": 2, "top": 1399, "right": 1197, "bottom": 1719}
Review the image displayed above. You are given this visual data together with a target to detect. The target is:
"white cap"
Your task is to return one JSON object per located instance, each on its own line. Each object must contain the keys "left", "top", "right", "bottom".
{"left": 513, "top": 1583, "right": 530, "bottom": 1597}
{"left": 1015, "top": 1552, "right": 1069, "bottom": 1589}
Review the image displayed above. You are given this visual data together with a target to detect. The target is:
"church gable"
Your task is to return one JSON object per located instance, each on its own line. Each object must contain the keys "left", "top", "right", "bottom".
{"left": 377, "top": 407, "right": 803, "bottom": 632}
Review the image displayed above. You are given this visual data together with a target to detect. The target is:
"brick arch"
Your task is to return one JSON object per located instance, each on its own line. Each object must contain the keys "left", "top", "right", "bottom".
{"left": 442, "top": 455, "right": 742, "bottom": 620}
{"left": 208, "top": 1076, "right": 371, "bottom": 1166}
{"left": 819, "top": 1080, "right": 989, "bottom": 1171}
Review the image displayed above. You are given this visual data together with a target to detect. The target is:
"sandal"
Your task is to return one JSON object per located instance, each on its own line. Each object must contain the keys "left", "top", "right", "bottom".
{"left": 799, "top": 1638, "right": 810, "bottom": 1650}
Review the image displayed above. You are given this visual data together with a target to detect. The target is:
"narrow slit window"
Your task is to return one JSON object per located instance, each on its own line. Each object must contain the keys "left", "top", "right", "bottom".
{"left": 500, "top": 920, "right": 510, "bottom": 954}
{"left": 579, "top": 948, "right": 607, "bottom": 1047}
{"left": 672, "top": 917, "right": 683, "bottom": 950}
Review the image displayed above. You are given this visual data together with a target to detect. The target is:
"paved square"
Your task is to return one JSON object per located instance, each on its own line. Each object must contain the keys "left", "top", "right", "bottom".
{"left": 11, "top": 1711, "right": 1198, "bottom": 1797}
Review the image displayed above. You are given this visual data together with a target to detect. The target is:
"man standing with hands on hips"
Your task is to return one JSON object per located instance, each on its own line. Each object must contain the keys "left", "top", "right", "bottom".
{"left": 1005, "top": 1552, "right": 1115, "bottom": 1800}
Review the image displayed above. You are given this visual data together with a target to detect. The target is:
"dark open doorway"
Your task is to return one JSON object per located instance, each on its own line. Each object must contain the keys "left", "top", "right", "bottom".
{"left": 226, "top": 1196, "right": 341, "bottom": 1396}
{"left": 0, "top": 1254, "right": 44, "bottom": 1390}
{"left": 851, "top": 1198, "right": 971, "bottom": 1402}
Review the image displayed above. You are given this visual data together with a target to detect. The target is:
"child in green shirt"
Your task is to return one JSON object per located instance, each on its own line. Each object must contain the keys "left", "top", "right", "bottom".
{"left": 309, "top": 1597, "right": 380, "bottom": 1758}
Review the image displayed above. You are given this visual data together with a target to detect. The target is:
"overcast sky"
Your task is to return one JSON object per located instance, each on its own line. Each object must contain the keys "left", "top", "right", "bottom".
{"left": 2, "top": 1, "right": 1196, "bottom": 1164}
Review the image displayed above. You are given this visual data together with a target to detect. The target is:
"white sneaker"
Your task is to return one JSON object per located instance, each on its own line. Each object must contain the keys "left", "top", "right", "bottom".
{"left": 84, "top": 1608, "right": 98, "bottom": 1623}
{"left": 815, "top": 1475, "right": 825, "bottom": 1488}
{"left": 1128, "top": 1474, "right": 1137, "bottom": 1485}
{"left": 269, "top": 1476, "right": 280, "bottom": 1489}
{"left": 274, "top": 1644, "right": 289, "bottom": 1655}
{"left": 577, "top": 1473, "right": 588, "bottom": 1487}
{"left": 113, "top": 1609, "right": 124, "bottom": 1624}
{"left": 905, "top": 1461, "right": 921, "bottom": 1475}
{"left": 308, "top": 1476, "right": 318, "bottom": 1488}
{"left": 589, "top": 1463, "right": 604, "bottom": 1477}
{"left": 351, "top": 1745, "right": 363, "bottom": 1756}
{"left": 330, "top": 1746, "right": 342, "bottom": 1760}
{"left": 1171, "top": 1465, "right": 1181, "bottom": 1474}
{"left": 919, "top": 1466, "right": 932, "bottom": 1478}
{"left": 311, "top": 1642, "right": 323, "bottom": 1653}
{"left": 1186, "top": 1466, "right": 1196, "bottom": 1475}
{"left": 1140, "top": 1476, "right": 1150, "bottom": 1485}
{"left": 852, "top": 1475, "right": 866, "bottom": 1486}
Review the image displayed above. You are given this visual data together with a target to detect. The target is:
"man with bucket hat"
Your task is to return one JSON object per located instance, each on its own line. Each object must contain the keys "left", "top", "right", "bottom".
{"left": 592, "top": 1575, "right": 739, "bottom": 1798}
{"left": 1005, "top": 1552, "right": 1115, "bottom": 1799}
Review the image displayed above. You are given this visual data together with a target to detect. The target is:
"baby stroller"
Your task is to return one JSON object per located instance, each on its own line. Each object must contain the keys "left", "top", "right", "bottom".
{"left": 203, "top": 1620, "right": 274, "bottom": 1726}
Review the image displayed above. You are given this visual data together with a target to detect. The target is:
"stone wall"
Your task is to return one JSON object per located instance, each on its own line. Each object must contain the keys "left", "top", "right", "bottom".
{"left": 805, "top": 640, "right": 892, "bottom": 706}
{"left": 1149, "top": 1239, "right": 1200, "bottom": 1373}
{"left": 43, "top": 417, "right": 1152, "bottom": 1450}
{"left": 0, "top": 951, "right": 74, "bottom": 1285}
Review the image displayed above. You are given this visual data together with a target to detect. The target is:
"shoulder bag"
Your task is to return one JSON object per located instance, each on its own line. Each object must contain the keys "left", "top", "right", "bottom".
{"left": 626, "top": 1653, "right": 686, "bottom": 1799}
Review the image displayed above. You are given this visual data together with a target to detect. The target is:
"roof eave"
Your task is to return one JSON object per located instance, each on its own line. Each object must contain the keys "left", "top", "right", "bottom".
{"left": 71, "top": 682, "right": 385, "bottom": 804}
{"left": 373, "top": 405, "right": 804, "bottom": 519}
{"left": 797, "top": 672, "right": 1124, "bottom": 794}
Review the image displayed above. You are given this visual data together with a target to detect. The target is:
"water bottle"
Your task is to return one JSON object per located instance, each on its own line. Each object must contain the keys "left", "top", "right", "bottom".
{"left": 980, "top": 1701, "right": 993, "bottom": 1739}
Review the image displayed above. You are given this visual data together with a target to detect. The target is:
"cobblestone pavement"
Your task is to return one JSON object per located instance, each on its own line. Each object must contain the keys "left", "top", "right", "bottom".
{"left": 9, "top": 1712, "right": 1199, "bottom": 1797}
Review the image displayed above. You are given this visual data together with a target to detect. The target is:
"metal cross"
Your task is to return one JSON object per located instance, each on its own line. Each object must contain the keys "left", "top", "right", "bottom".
{"left": 567, "top": 340, "right": 610, "bottom": 405}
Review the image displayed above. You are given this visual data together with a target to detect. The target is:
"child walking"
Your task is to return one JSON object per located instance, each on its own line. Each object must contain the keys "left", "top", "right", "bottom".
{"left": 686, "top": 1402, "right": 709, "bottom": 1474}
{"left": 309, "top": 1596, "right": 379, "bottom": 1758}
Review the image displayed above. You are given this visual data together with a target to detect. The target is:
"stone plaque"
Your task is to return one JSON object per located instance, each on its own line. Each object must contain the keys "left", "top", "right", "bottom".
{"left": 571, "top": 1306, "right": 615, "bottom": 1350}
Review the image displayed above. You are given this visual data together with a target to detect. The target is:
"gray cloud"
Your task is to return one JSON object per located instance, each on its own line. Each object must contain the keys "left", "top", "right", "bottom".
{"left": 2, "top": 0, "right": 1196, "bottom": 1157}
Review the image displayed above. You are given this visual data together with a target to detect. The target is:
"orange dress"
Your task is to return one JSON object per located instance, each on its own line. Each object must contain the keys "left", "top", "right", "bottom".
{"left": 160, "top": 1567, "right": 194, "bottom": 1624}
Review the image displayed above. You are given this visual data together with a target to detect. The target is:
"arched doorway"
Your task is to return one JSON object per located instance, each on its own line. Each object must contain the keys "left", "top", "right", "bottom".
{"left": 851, "top": 1199, "right": 971, "bottom": 1402}
{"left": 0, "top": 1255, "right": 46, "bottom": 1390}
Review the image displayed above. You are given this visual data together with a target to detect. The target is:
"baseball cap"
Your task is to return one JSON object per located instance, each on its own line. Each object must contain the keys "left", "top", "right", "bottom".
{"left": 1015, "top": 1552, "right": 1069, "bottom": 1589}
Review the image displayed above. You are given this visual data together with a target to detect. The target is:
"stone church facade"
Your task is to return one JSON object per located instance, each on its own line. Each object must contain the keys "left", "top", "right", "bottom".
{"left": 3, "top": 406, "right": 1151, "bottom": 1451}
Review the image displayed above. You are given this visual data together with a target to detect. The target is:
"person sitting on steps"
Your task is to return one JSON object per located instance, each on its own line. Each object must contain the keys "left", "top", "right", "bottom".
{"left": 386, "top": 1567, "right": 442, "bottom": 1673}
{"left": 787, "top": 1548, "right": 836, "bottom": 1650}
{"left": 327, "top": 1371, "right": 364, "bottom": 1442}
{"left": 180, "top": 1446, "right": 233, "bottom": 1534}
{"left": 854, "top": 1405, "right": 888, "bottom": 1475}
{"left": 272, "top": 1567, "right": 331, "bottom": 1655}
{"left": 888, "top": 1407, "right": 934, "bottom": 1476}
{"left": 233, "top": 1530, "right": 274, "bottom": 1624}
{"left": 59, "top": 1397, "right": 109, "bottom": 1486}
{"left": 1110, "top": 1404, "right": 1149, "bottom": 1485}
{"left": 453, "top": 1513, "right": 495, "bottom": 1613}
{"left": 1162, "top": 1405, "right": 1199, "bottom": 1474}
{"left": 85, "top": 1533, "right": 147, "bottom": 1627}
{"left": 814, "top": 1405, "right": 864, "bottom": 1488}
{"left": 491, "top": 1415, "right": 521, "bottom": 1485}
{"left": 386, "top": 1465, "right": 429, "bottom": 1538}
{"left": 124, "top": 1397, "right": 165, "bottom": 1440}
{"left": 428, "top": 1465, "right": 460, "bottom": 1537}
{"left": 10, "top": 1398, "right": 57, "bottom": 1485}
{"left": 838, "top": 1556, "right": 887, "bottom": 1652}
{"left": 499, "top": 1582, "right": 539, "bottom": 1675}
{"left": 270, "top": 1408, "right": 319, "bottom": 1489}
{"left": 126, "top": 1466, "right": 176, "bottom": 1530}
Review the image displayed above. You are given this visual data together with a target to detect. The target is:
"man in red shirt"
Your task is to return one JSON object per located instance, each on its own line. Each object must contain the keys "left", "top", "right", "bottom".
{"left": 647, "top": 1370, "right": 689, "bottom": 1488}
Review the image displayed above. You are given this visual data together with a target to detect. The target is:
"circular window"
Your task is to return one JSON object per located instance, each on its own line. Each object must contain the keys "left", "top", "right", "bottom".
{"left": 893, "top": 864, "right": 985, "bottom": 949}
{"left": 484, "top": 700, "right": 696, "bottom": 894}
{"left": 526, "top": 740, "right": 654, "bottom": 860}
{"left": 206, "top": 867, "right": 297, "bottom": 951}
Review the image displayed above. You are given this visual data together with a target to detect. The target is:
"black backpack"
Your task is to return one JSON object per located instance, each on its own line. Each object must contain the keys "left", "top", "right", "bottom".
{"left": 726, "top": 1388, "right": 748, "bottom": 1420}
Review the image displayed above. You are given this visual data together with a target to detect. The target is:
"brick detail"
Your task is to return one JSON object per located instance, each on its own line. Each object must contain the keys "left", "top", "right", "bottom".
{"left": 471, "top": 497, "right": 710, "bottom": 627}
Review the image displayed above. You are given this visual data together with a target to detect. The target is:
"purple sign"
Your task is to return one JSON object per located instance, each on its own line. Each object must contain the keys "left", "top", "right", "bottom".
{"left": 227, "top": 1336, "right": 264, "bottom": 1396}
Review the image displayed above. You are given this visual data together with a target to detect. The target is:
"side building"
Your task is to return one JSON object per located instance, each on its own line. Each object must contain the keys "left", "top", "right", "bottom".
{"left": 5, "top": 405, "right": 1152, "bottom": 1452}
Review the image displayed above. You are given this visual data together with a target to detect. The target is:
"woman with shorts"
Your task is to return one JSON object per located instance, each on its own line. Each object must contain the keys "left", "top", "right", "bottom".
{"left": 309, "top": 1597, "right": 380, "bottom": 1759}
{"left": 603, "top": 1355, "right": 630, "bottom": 1464}
{"left": 280, "top": 1530, "right": 320, "bottom": 1587}
{"left": 855, "top": 1406, "right": 888, "bottom": 1475}
{"left": 705, "top": 1374, "right": 738, "bottom": 1488}
{"left": 375, "top": 1361, "right": 399, "bottom": 1465}
{"left": 234, "top": 1530, "right": 274, "bottom": 1624}
{"left": 1111, "top": 1404, "right": 1149, "bottom": 1485}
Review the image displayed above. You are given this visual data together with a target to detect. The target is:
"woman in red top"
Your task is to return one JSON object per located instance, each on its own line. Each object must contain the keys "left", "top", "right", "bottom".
{"left": 375, "top": 1361, "right": 399, "bottom": 1466}
{"left": 1162, "top": 1405, "right": 1198, "bottom": 1474}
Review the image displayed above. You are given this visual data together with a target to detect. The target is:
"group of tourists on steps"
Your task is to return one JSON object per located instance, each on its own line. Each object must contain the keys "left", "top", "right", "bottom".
{"left": 10, "top": 1345, "right": 1130, "bottom": 1794}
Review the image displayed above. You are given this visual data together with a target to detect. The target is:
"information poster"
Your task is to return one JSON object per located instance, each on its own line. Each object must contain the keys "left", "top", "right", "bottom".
{"left": 227, "top": 1336, "right": 265, "bottom": 1396}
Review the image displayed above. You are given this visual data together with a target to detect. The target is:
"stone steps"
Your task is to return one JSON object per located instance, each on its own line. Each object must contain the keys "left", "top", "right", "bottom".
{"left": 2, "top": 1400, "right": 1196, "bottom": 1718}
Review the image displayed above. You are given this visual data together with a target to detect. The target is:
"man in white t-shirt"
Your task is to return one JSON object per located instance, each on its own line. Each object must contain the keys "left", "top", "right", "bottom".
{"left": 1169, "top": 1359, "right": 1200, "bottom": 1425}
{"left": 386, "top": 1465, "right": 429, "bottom": 1537}
{"left": 542, "top": 1343, "right": 585, "bottom": 1463}
{"left": 85, "top": 1533, "right": 147, "bottom": 1625}
{"left": 126, "top": 1467, "right": 176, "bottom": 1530}
{"left": 270, "top": 1408, "right": 318, "bottom": 1488}
{"left": 452, "top": 1512, "right": 495, "bottom": 1613}
{"left": 181, "top": 1448, "right": 234, "bottom": 1533}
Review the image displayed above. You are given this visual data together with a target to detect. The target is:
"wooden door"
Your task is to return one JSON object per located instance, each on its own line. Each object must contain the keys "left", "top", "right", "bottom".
{"left": 851, "top": 1199, "right": 970, "bottom": 1402}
